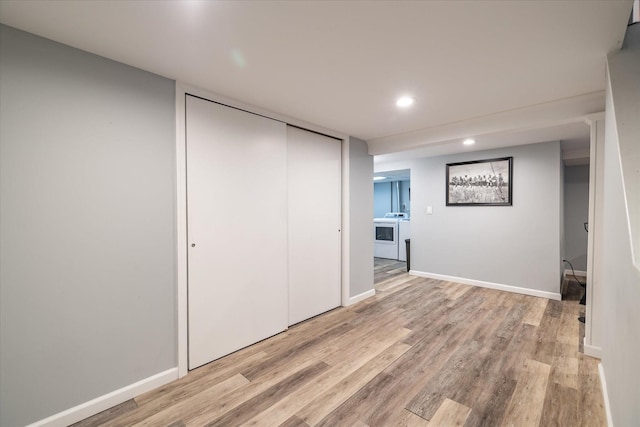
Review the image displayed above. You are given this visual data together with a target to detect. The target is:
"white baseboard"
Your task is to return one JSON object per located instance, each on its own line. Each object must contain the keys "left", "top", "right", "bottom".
{"left": 564, "top": 269, "right": 587, "bottom": 277}
{"left": 27, "top": 367, "right": 178, "bottom": 427}
{"left": 346, "top": 289, "right": 376, "bottom": 306}
{"left": 583, "top": 340, "right": 602, "bottom": 359}
{"left": 409, "top": 270, "right": 562, "bottom": 301}
{"left": 599, "top": 363, "right": 614, "bottom": 427}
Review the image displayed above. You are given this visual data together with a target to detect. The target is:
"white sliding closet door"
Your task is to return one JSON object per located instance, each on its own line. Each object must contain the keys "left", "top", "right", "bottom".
{"left": 287, "top": 126, "right": 342, "bottom": 325}
{"left": 186, "top": 95, "right": 288, "bottom": 369}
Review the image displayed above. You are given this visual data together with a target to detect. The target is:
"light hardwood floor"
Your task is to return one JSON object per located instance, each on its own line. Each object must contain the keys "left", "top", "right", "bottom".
{"left": 74, "top": 260, "right": 604, "bottom": 426}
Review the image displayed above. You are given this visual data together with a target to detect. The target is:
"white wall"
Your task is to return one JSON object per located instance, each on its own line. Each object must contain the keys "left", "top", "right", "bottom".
{"left": 601, "top": 24, "right": 640, "bottom": 427}
{"left": 0, "top": 25, "right": 176, "bottom": 426}
{"left": 564, "top": 165, "right": 590, "bottom": 271}
{"left": 349, "top": 137, "right": 374, "bottom": 298}
{"left": 377, "top": 141, "right": 563, "bottom": 298}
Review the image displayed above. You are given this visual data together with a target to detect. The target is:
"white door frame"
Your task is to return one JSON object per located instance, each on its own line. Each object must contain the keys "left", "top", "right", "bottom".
{"left": 175, "top": 82, "right": 351, "bottom": 377}
{"left": 584, "top": 112, "right": 605, "bottom": 358}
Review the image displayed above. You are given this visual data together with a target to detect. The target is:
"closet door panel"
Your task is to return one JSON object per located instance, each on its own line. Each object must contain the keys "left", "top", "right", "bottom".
{"left": 186, "top": 95, "right": 288, "bottom": 369}
{"left": 288, "top": 126, "right": 342, "bottom": 325}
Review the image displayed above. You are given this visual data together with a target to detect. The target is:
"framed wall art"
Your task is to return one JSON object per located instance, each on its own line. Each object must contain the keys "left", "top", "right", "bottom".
{"left": 446, "top": 157, "right": 513, "bottom": 206}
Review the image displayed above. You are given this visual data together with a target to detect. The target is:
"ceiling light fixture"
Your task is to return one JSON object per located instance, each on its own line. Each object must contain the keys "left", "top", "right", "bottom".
{"left": 396, "top": 96, "right": 414, "bottom": 108}
{"left": 373, "top": 176, "right": 387, "bottom": 181}
{"left": 463, "top": 138, "right": 476, "bottom": 145}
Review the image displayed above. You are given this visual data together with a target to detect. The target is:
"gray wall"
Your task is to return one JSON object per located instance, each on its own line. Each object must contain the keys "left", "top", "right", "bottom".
{"left": 391, "top": 180, "right": 410, "bottom": 214}
{"left": 349, "top": 137, "right": 374, "bottom": 297}
{"left": 558, "top": 158, "right": 565, "bottom": 283}
{"left": 378, "top": 141, "right": 563, "bottom": 295}
{"left": 399, "top": 180, "right": 410, "bottom": 214}
{"left": 373, "top": 181, "right": 392, "bottom": 218}
{"left": 374, "top": 180, "right": 410, "bottom": 217}
{"left": 563, "top": 165, "right": 590, "bottom": 271}
{"left": 601, "top": 25, "right": 640, "bottom": 427}
{"left": 0, "top": 25, "right": 177, "bottom": 426}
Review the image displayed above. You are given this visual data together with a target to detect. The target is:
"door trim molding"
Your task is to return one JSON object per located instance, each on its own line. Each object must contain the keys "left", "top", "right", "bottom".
{"left": 175, "top": 82, "right": 350, "bottom": 377}
{"left": 584, "top": 112, "right": 605, "bottom": 357}
{"left": 175, "top": 85, "right": 188, "bottom": 378}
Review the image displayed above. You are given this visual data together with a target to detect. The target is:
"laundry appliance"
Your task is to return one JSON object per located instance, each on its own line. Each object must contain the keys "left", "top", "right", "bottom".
{"left": 374, "top": 212, "right": 408, "bottom": 260}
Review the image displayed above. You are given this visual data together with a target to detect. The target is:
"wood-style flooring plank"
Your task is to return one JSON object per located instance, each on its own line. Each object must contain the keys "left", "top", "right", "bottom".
{"left": 374, "top": 258, "right": 407, "bottom": 283}
{"left": 184, "top": 359, "right": 323, "bottom": 426}
{"left": 435, "top": 308, "right": 528, "bottom": 421}
{"left": 501, "top": 358, "right": 551, "bottom": 427}
{"left": 319, "top": 315, "right": 410, "bottom": 367}
{"left": 442, "top": 282, "right": 473, "bottom": 302}
{"left": 76, "top": 263, "right": 605, "bottom": 427}
{"left": 463, "top": 375, "right": 517, "bottom": 427}
{"left": 70, "top": 399, "right": 137, "bottom": 427}
{"left": 393, "top": 409, "right": 430, "bottom": 427}
{"left": 405, "top": 297, "right": 513, "bottom": 421}
{"left": 457, "top": 314, "right": 530, "bottom": 426}
{"left": 557, "top": 301, "right": 581, "bottom": 345}
{"left": 530, "top": 299, "right": 562, "bottom": 365}
{"left": 295, "top": 341, "right": 412, "bottom": 426}
{"left": 405, "top": 340, "right": 482, "bottom": 420}
{"left": 278, "top": 415, "right": 309, "bottom": 427}
{"left": 251, "top": 306, "right": 356, "bottom": 359}
{"left": 578, "top": 354, "right": 607, "bottom": 427}
{"left": 240, "top": 327, "right": 411, "bottom": 427}
{"left": 240, "top": 321, "right": 354, "bottom": 381}
{"left": 521, "top": 296, "right": 548, "bottom": 326}
{"left": 129, "top": 373, "right": 249, "bottom": 427}
{"left": 496, "top": 303, "right": 527, "bottom": 339}
{"left": 539, "top": 381, "right": 578, "bottom": 427}
{"left": 428, "top": 398, "right": 472, "bottom": 426}
{"left": 322, "top": 290, "right": 492, "bottom": 426}
{"left": 204, "top": 361, "right": 329, "bottom": 426}
{"left": 376, "top": 274, "right": 418, "bottom": 292}
{"left": 124, "top": 351, "right": 267, "bottom": 425}
{"left": 551, "top": 344, "right": 579, "bottom": 389}
{"left": 402, "top": 286, "right": 484, "bottom": 345}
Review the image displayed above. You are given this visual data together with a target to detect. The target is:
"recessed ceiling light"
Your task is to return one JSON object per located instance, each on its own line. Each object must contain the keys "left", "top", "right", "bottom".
{"left": 373, "top": 176, "right": 387, "bottom": 181}
{"left": 463, "top": 138, "right": 476, "bottom": 145}
{"left": 396, "top": 96, "right": 414, "bottom": 108}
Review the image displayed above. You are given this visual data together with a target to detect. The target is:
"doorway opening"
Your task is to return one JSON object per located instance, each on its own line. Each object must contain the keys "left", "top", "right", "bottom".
{"left": 373, "top": 169, "right": 410, "bottom": 288}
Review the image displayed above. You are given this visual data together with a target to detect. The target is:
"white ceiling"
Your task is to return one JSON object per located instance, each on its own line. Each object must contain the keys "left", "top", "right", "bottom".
{"left": 0, "top": 1, "right": 632, "bottom": 159}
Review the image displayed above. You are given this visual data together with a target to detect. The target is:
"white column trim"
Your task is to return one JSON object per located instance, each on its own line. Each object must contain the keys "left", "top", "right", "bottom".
{"left": 584, "top": 112, "right": 605, "bottom": 355}
{"left": 341, "top": 138, "right": 351, "bottom": 306}
{"left": 175, "top": 84, "right": 189, "bottom": 378}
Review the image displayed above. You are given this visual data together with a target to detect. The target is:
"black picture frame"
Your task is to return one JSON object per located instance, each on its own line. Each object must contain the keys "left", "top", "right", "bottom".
{"left": 446, "top": 157, "right": 513, "bottom": 206}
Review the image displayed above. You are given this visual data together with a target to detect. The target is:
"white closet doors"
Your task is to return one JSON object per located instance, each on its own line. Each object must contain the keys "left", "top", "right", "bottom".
{"left": 287, "top": 126, "right": 342, "bottom": 325}
{"left": 186, "top": 95, "right": 288, "bottom": 369}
